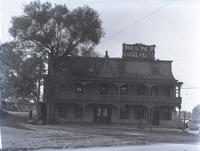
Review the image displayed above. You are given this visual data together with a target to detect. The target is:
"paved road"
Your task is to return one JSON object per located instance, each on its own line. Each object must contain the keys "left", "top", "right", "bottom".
{"left": 35, "top": 144, "right": 200, "bottom": 151}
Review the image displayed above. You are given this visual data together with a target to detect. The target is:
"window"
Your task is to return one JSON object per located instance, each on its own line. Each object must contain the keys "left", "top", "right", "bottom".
{"left": 102, "top": 108, "right": 108, "bottom": 117}
{"left": 58, "top": 103, "right": 67, "bottom": 118}
{"left": 160, "top": 107, "right": 172, "bottom": 120}
{"left": 151, "top": 86, "right": 158, "bottom": 96}
{"left": 120, "top": 105, "right": 129, "bottom": 119}
{"left": 100, "top": 84, "right": 108, "bottom": 94}
{"left": 88, "top": 64, "right": 94, "bottom": 72}
{"left": 163, "top": 86, "right": 171, "bottom": 97}
{"left": 74, "top": 104, "right": 83, "bottom": 118}
{"left": 97, "top": 108, "right": 102, "bottom": 117}
{"left": 120, "top": 85, "right": 128, "bottom": 95}
{"left": 134, "top": 106, "right": 146, "bottom": 120}
{"left": 75, "top": 83, "right": 83, "bottom": 93}
{"left": 137, "top": 84, "right": 146, "bottom": 96}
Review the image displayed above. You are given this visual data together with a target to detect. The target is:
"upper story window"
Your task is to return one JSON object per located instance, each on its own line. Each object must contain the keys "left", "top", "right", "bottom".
{"left": 120, "top": 85, "right": 128, "bottom": 95}
{"left": 151, "top": 86, "right": 158, "bottom": 96}
{"left": 162, "top": 86, "right": 171, "bottom": 97}
{"left": 137, "top": 84, "right": 146, "bottom": 96}
{"left": 100, "top": 84, "right": 108, "bottom": 95}
{"left": 75, "top": 83, "right": 83, "bottom": 93}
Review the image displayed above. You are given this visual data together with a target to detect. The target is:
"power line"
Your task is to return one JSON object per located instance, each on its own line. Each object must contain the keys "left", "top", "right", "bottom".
{"left": 102, "top": 0, "right": 178, "bottom": 43}
{"left": 182, "top": 87, "right": 200, "bottom": 90}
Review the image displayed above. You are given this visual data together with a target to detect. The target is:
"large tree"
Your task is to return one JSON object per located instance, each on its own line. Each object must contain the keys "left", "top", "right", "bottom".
{"left": 192, "top": 104, "right": 200, "bottom": 123}
{"left": 9, "top": 1, "right": 104, "bottom": 99}
{"left": 0, "top": 42, "right": 23, "bottom": 101}
{"left": 0, "top": 42, "right": 45, "bottom": 104}
{"left": 9, "top": 1, "right": 104, "bottom": 60}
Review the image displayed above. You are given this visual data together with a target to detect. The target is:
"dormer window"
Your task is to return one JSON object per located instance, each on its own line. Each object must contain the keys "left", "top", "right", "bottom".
{"left": 75, "top": 83, "right": 83, "bottom": 93}
{"left": 89, "top": 67, "right": 94, "bottom": 72}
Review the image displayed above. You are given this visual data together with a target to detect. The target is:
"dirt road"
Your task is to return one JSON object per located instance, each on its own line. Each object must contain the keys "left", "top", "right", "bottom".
{"left": 0, "top": 111, "right": 199, "bottom": 150}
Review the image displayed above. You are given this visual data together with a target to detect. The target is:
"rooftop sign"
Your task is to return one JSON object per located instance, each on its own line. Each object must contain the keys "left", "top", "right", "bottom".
{"left": 122, "top": 43, "right": 155, "bottom": 60}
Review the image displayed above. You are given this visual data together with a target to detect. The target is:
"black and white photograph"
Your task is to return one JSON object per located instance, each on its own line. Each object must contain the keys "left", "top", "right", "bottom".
{"left": 0, "top": 0, "right": 200, "bottom": 150}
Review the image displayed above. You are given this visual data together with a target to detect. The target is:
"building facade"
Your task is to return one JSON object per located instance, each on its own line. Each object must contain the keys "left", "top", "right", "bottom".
{"left": 44, "top": 43, "right": 182, "bottom": 128}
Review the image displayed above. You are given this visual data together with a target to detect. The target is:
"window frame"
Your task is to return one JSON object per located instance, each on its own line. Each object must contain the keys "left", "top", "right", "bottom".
{"left": 100, "top": 84, "right": 108, "bottom": 95}
{"left": 160, "top": 106, "right": 172, "bottom": 120}
{"left": 120, "top": 105, "right": 129, "bottom": 119}
{"left": 120, "top": 85, "right": 128, "bottom": 95}
{"left": 134, "top": 106, "right": 146, "bottom": 120}
{"left": 137, "top": 84, "right": 146, "bottom": 96}
{"left": 58, "top": 103, "right": 67, "bottom": 118}
{"left": 75, "top": 83, "right": 84, "bottom": 94}
{"left": 74, "top": 104, "right": 83, "bottom": 118}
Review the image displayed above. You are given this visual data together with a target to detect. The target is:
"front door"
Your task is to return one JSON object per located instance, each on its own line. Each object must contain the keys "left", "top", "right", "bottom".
{"left": 94, "top": 107, "right": 111, "bottom": 124}
{"left": 152, "top": 108, "right": 159, "bottom": 126}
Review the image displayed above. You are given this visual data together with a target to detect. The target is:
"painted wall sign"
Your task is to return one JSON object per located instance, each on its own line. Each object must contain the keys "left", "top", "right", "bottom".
{"left": 122, "top": 43, "right": 155, "bottom": 60}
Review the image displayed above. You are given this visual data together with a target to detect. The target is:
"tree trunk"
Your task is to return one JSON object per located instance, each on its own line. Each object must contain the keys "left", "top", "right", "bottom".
{"left": 46, "top": 55, "right": 56, "bottom": 124}
{"left": 36, "top": 62, "right": 42, "bottom": 120}
{"left": 47, "top": 56, "right": 56, "bottom": 99}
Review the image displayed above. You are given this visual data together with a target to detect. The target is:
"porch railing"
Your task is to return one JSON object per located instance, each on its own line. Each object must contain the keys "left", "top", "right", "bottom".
{"left": 55, "top": 93, "right": 181, "bottom": 103}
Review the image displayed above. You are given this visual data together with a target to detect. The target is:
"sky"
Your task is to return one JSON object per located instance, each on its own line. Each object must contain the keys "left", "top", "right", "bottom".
{"left": 0, "top": 0, "right": 200, "bottom": 111}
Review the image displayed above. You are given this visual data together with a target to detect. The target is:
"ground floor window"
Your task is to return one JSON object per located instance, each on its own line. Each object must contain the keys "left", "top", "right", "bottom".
{"left": 74, "top": 104, "right": 83, "bottom": 118}
{"left": 134, "top": 106, "right": 146, "bottom": 120}
{"left": 96, "top": 107, "right": 109, "bottom": 117}
{"left": 160, "top": 106, "right": 172, "bottom": 120}
{"left": 58, "top": 103, "right": 67, "bottom": 118}
{"left": 120, "top": 105, "right": 129, "bottom": 119}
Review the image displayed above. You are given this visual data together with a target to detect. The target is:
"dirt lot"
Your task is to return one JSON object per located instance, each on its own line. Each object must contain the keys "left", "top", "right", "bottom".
{"left": 0, "top": 111, "right": 200, "bottom": 151}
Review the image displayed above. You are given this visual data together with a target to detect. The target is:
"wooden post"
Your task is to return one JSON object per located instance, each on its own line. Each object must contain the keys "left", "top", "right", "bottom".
{"left": 178, "top": 86, "right": 181, "bottom": 97}
{"left": 178, "top": 107, "right": 181, "bottom": 128}
{"left": 150, "top": 107, "right": 153, "bottom": 130}
{"left": 118, "top": 85, "right": 120, "bottom": 101}
{"left": 82, "top": 105, "right": 85, "bottom": 124}
{"left": 147, "top": 107, "right": 151, "bottom": 127}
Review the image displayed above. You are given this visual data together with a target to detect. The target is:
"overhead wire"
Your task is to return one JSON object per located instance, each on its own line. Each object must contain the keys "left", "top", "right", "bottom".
{"left": 101, "top": 0, "right": 179, "bottom": 43}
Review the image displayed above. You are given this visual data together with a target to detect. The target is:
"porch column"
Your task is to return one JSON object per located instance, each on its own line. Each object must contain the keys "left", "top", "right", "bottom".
{"left": 145, "top": 84, "right": 155, "bottom": 96}
{"left": 147, "top": 105, "right": 152, "bottom": 128}
{"left": 178, "top": 86, "right": 181, "bottom": 97}
{"left": 46, "top": 103, "right": 55, "bottom": 124}
{"left": 178, "top": 106, "right": 181, "bottom": 128}
{"left": 117, "top": 105, "right": 121, "bottom": 126}
{"left": 82, "top": 104, "right": 86, "bottom": 123}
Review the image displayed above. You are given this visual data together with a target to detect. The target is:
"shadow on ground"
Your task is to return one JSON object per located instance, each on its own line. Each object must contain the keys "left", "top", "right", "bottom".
{"left": 0, "top": 110, "right": 31, "bottom": 130}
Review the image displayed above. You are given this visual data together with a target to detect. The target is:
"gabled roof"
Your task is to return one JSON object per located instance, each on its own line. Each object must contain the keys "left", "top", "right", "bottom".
{"left": 97, "top": 56, "right": 116, "bottom": 78}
